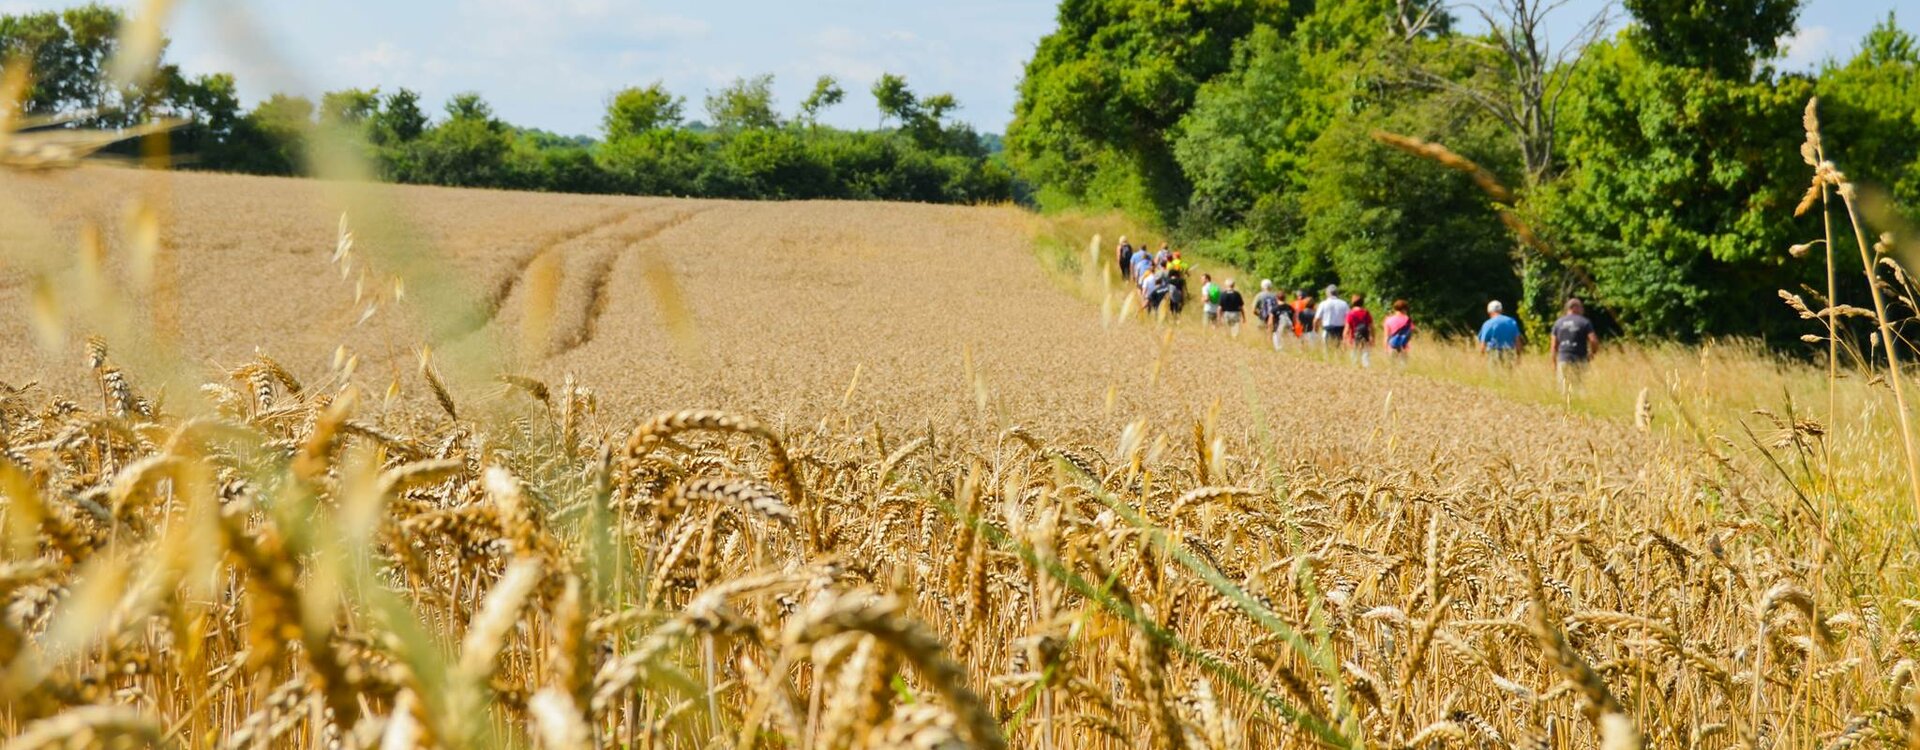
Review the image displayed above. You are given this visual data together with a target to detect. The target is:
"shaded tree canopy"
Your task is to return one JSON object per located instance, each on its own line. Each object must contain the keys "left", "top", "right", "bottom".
{"left": 1622, "top": 0, "right": 1801, "bottom": 79}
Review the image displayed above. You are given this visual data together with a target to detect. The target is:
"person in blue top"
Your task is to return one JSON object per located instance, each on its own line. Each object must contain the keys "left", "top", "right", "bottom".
{"left": 1478, "top": 300, "right": 1522, "bottom": 366}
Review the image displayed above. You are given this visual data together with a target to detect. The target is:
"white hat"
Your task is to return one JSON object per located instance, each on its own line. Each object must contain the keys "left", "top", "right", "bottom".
{"left": 1260, "top": 279, "right": 1273, "bottom": 291}
{"left": 1487, "top": 300, "right": 1504, "bottom": 313}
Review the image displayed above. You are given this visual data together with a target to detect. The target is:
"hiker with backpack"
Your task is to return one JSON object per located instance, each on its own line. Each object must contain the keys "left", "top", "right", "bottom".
{"left": 1117, "top": 237, "right": 1135, "bottom": 282}
{"left": 1253, "top": 280, "right": 1288, "bottom": 350}
{"left": 1384, "top": 299, "right": 1414, "bottom": 365}
{"left": 1166, "top": 263, "right": 1189, "bottom": 317}
{"left": 1201, "top": 273, "right": 1221, "bottom": 326}
{"left": 1344, "top": 293, "right": 1374, "bottom": 368}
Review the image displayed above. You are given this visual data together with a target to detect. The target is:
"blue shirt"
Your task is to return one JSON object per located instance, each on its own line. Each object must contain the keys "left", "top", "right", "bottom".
{"left": 1478, "top": 314, "right": 1520, "bottom": 350}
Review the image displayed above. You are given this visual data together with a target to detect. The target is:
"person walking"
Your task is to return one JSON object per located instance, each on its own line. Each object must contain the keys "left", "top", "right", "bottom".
{"left": 1551, "top": 297, "right": 1599, "bottom": 391}
{"left": 1253, "top": 280, "right": 1287, "bottom": 350}
{"left": 1292, "top": 290, "right": 1313, "bottom": 341}
{"left": 1155, "top": 242, "right": 1173, "bottom": 267}
{"left": 1130, "top": 246, "right": 1154, "bottom": 283}
{"left": 1218, "top": 279, "right": 1246, "bottom": 336}
{"left": 1384, "top": 299, "right": 1414, "bottom": 365}
{"left": 1477, "top": 300, "right": 1522, "bottom": 367}
{"left": 1166, "top": 263, "right": 1189, "bottom": 317}
{"left": 1314, "top": 285, "right": 1349, "bottom": 348}
{"left": 1117, "top": 237, "right": 1135, "bottom": 282}
{"left": 1201, "top": 274, "right": 1222, "bottom": 326}
{"left": 1344, "top": 293, "right": 1374, "bottom": 367}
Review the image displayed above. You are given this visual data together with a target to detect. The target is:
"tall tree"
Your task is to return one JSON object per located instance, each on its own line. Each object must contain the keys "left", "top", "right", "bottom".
{"left": 871, "top": 73, "right": 916, "bottom": 128}
{"left": 0, "top": 5, "right": 116, "bottom": 115}
{"left": 1006, "top": 0, "right": 1307, "bottom": 220}
{"left": 0, "top": 4, "right": 186, "bottom": 128}
{"left": 603, "top": 82, "right": 683, "bottom": 140}
{"left": 320, "top": 88, "right": 380, "bottom": 126}
{"left": 1404, "top": 0, "right": 1614, "bottom": 187}
{"left": 369, "top": 88, "right": 427, "bottom": 145}
{"left": 1534, "top": 39, "right": 1817, "bottom": 340}
{"left": 1815, "top": 13, "right": 1920, "bottom": 211}
{"left": 397, "top": 92, "right": 511, "bottom": 187}
{"left": 445, "top": 91, "right": 494, "bottom": 123}
{"left": 704, "top": 74, "right": 779, "bottom": 131}
{"left": 798, "top": 75, "right": 845, "bottom": 124}
{"left": 1622, "top": 0, "right": 1801, "bottom": 79}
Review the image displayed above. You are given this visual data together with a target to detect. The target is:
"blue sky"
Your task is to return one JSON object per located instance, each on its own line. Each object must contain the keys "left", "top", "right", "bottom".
{"left": 0, "top": 0, "right": 1910, "bottom": 137}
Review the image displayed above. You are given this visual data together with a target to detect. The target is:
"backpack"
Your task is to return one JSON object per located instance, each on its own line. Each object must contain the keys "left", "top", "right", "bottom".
{"left": 1258, "top": 296, "right": 1284, "bottom": 328}
{"left": 1351, "top": 312, "right": 1372, "bottom": 342}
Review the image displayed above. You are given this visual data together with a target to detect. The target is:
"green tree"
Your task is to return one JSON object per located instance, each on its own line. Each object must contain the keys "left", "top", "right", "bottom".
{"left": 798, "top": 75, "right": 845, "bottom": 124}
{"left": 595, "top": 128, "right": 710, "bottom": 195}
{"left": 871, "top": 73, "right": 918, "bottom": 127}
{"left": 1172, "top": 2, "right": 1412, "bottom": 273}
{"left": 1534, "top": 39, "right": 1818, "bottom": 341}
{"left": 1006, "top": 0, "right": 1307, "bottom": 221}
{"left": 705, "top": 74, "right": 779, "bottom": 131}
{"left": 445, "top": 91, "right": 494, "bottom": 122}
{"left": 722, "top": 127, "right": 833, "bottom": 198}
{"left": 1816, "top": 13, "right": 1920, "bottom": 211}
{"left": 603, "top": 82, "right": 683, "bottom": 140}
{"left": 1623, "top": 0, "right": 1802, "bottom": 79}
{"left": 395, "top": 92, "right": 512, "bottom": 187}
{"left": 0, "top": 4, "right": 124, "bottom": 121}
{"left": 1297, "top": 89, "right": 1522, "bottom": 331}
{"left": 319, "top": 88, "right": 380, "bottom": 126}
{"left": 165, "top": 72, "right": 242, "bottom": 161}
{"left": 223, "top": 93, "right": 315, "bottom": 175}
{"left": 370, "top": 88, "right": 427, "bottom": 145}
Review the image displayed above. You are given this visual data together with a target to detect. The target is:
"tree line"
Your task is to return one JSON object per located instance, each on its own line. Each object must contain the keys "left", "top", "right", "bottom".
{"left": 0, "top": 4, "right": 1016, "bottom": 204}
{"left": 1008, "top": 0, "right": 1920, "bottom": 343}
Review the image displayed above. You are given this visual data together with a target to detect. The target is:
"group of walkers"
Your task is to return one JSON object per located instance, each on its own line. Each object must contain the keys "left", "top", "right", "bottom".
{"left": 1118, "top": 237, "right": 1417, "bottom": 367}
{"left": 1116, "top": 237, "right": 1600, "bottom": 385}
{"left": 1477, "top": 296, "right": 1599, "bottom": 387}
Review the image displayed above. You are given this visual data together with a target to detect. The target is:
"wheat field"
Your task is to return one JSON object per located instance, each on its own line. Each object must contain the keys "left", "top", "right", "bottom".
{"left": 0, "top": 167, "right": 1914, "bottom": 749}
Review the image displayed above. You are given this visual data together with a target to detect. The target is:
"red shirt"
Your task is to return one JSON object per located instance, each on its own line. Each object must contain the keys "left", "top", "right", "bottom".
{"left": 1345, "top": 308, "right": 1374, "bottom": 343}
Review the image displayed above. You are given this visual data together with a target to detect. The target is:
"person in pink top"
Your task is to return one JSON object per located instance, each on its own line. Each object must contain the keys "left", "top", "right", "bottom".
{"left": 1384, "top": 299, "right": 1414, "bottom": 366}
{"left": 1344, "top": 293, "right": 1374, "bottom": 368}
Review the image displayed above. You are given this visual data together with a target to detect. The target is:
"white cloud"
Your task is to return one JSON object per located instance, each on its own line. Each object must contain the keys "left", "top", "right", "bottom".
{"left": 1781, "top": 25, "right": 1834, "bottom": 69}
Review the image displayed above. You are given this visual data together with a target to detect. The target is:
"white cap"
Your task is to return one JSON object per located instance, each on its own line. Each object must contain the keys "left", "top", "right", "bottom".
{"left": 1260, "top": 279, "right": 1273, "bottom": 291}
{"left": 1487, "top": 300, "right": 1504, "bottom": 313}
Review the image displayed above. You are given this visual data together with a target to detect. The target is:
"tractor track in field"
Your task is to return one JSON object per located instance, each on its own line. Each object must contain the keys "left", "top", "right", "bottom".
{"left": 457, "top": 205, "right": 657, "bottom": 338}
{"left": 550, "top": 207, "right": 709, "bottom": 356}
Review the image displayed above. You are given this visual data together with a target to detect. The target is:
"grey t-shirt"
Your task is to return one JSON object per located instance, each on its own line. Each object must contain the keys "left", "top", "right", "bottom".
{"left": 1552, "top": 314, "right": 1596, "bottom": 361}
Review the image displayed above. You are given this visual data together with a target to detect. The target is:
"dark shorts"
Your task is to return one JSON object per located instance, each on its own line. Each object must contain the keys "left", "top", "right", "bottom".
{"left": 1322, "top": 326, "right": 1344, "bottom": 340}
